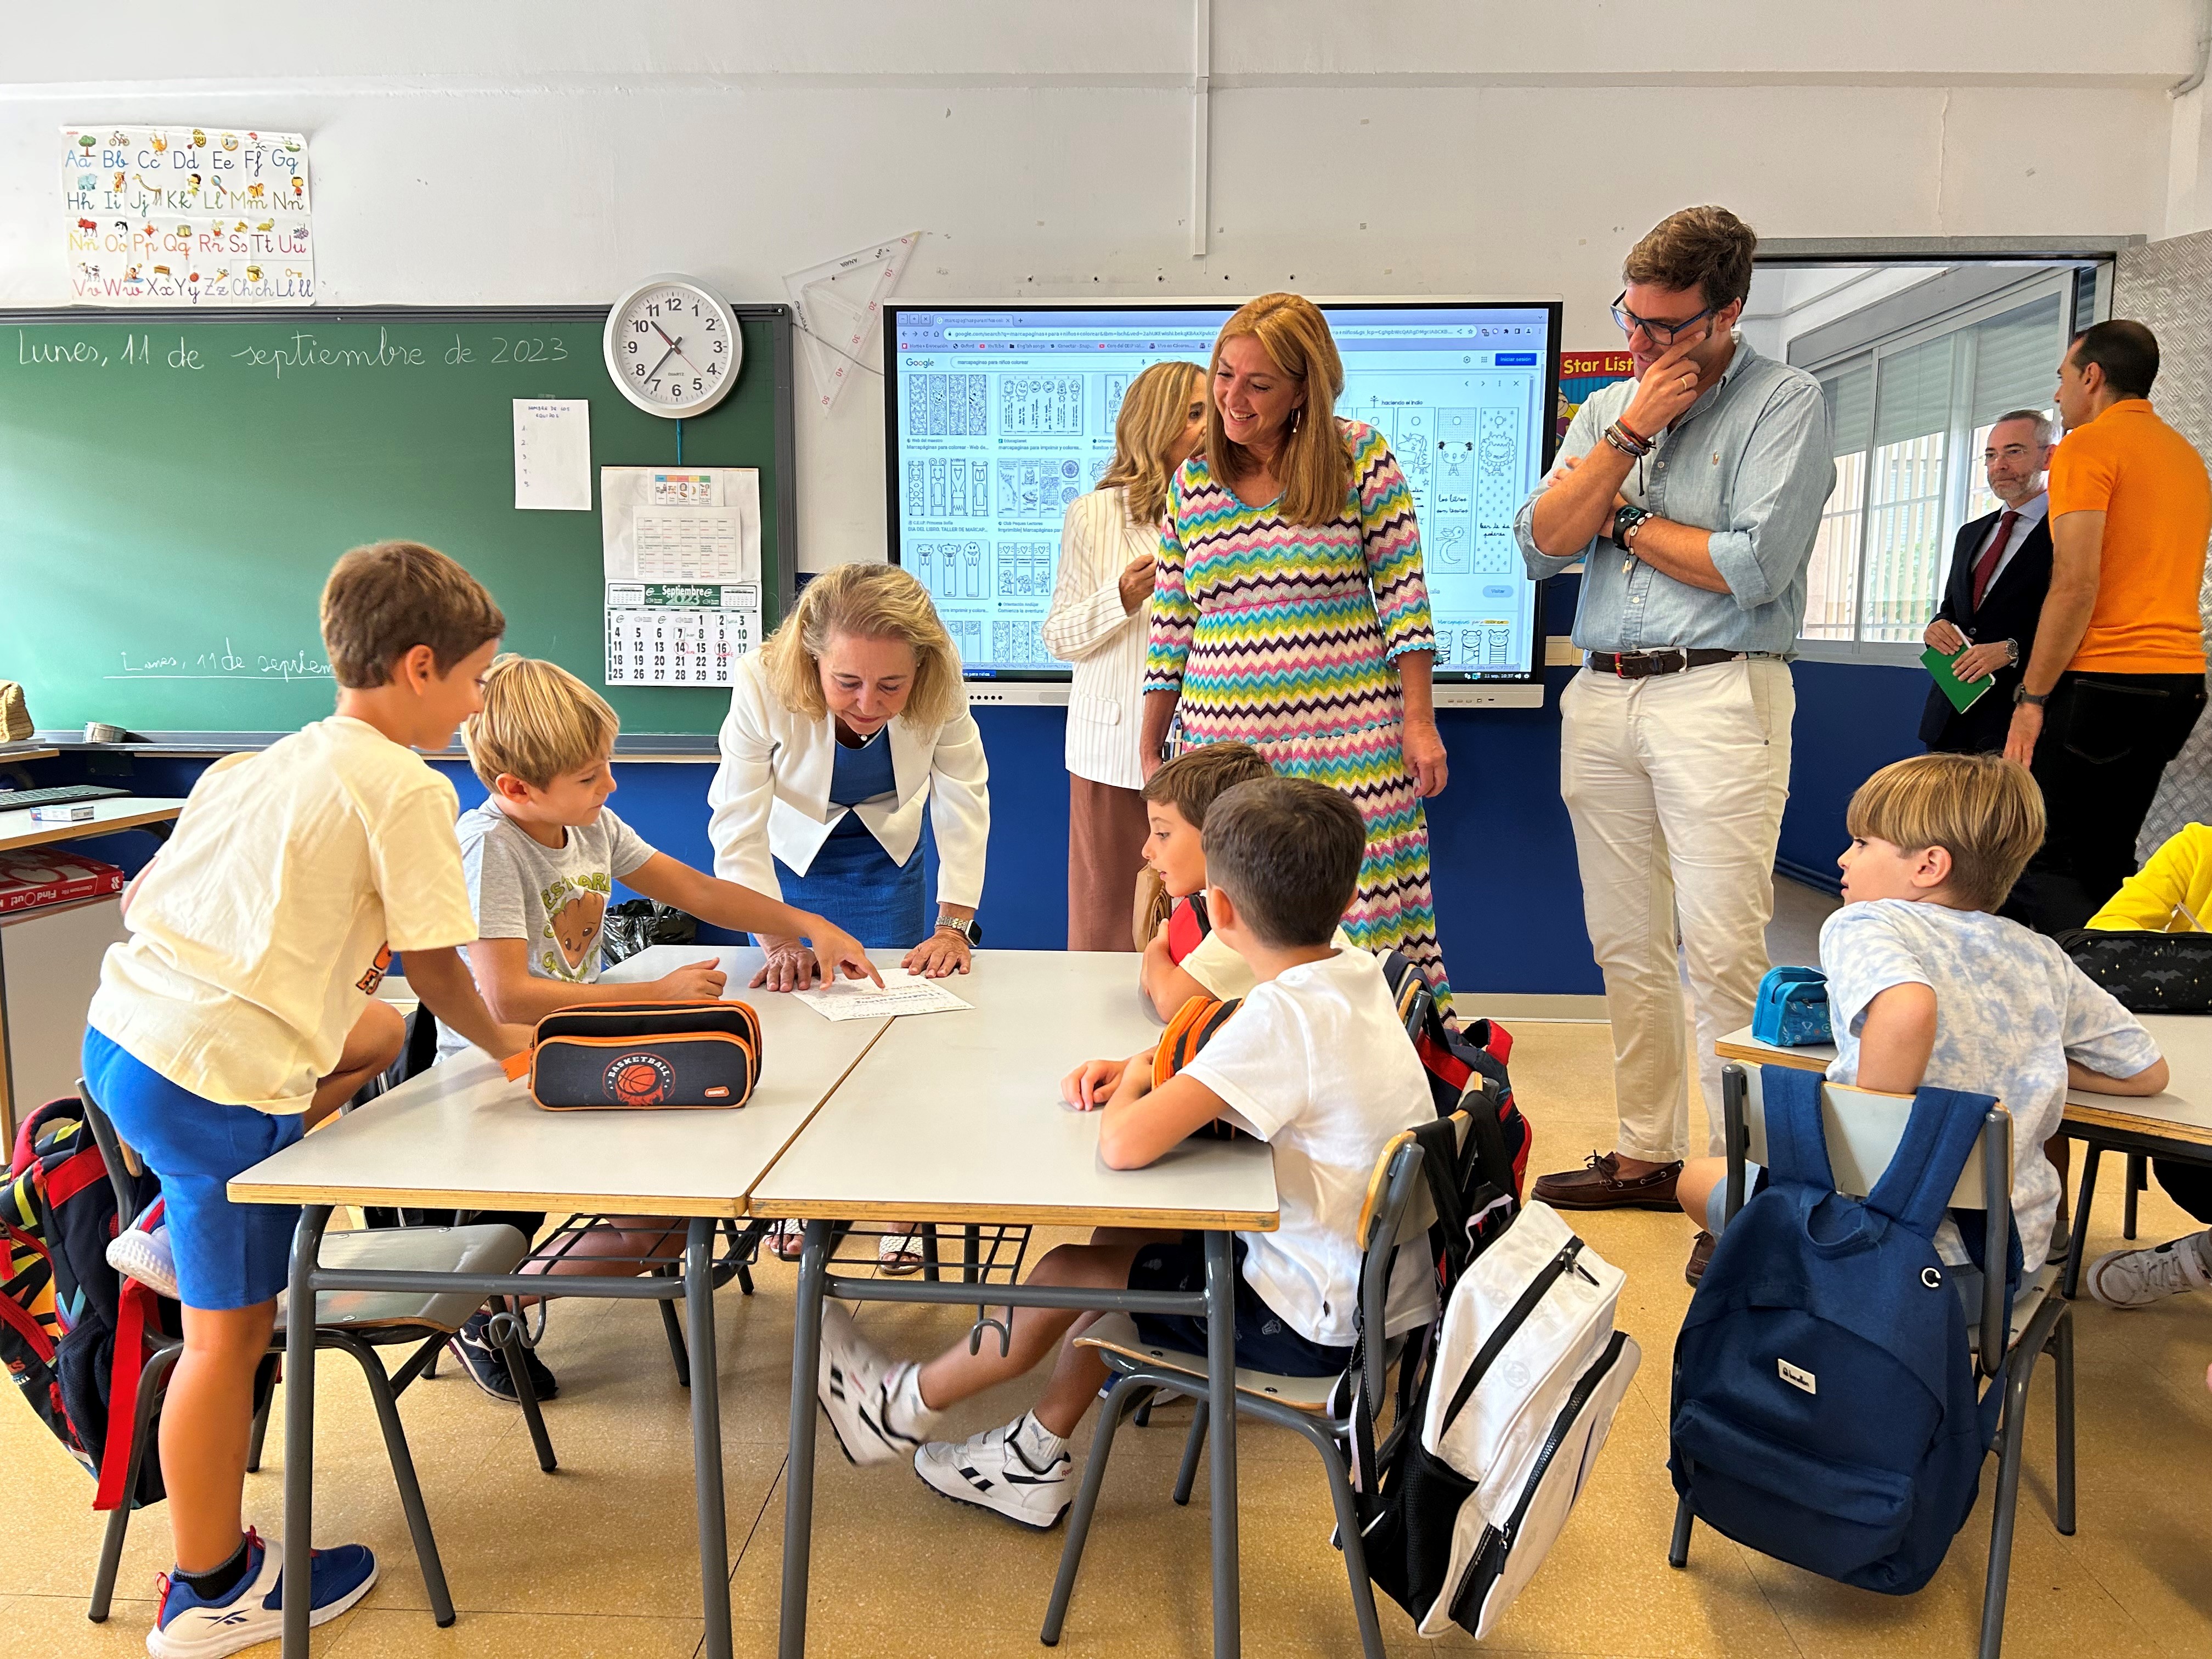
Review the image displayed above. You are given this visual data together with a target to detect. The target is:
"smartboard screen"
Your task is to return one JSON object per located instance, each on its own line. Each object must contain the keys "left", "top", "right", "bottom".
{"left": 885, "top": 300, "right": 1560, "bottom": 682}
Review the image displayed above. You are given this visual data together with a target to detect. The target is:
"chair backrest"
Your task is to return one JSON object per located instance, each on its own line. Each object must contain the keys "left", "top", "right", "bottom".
{"left": 1720, "top": 1063, "right": 2015, "bottom": 1376}
{"left": 1351, "top": 1135, "right": 1430, "bottom": 1401}
{"left": 74, "top": 1076, "right": 144, "bottom": 1224}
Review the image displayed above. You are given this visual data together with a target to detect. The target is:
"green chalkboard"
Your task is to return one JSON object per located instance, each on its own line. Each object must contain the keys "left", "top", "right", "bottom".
{"left": 0, "top": 307, "right": 794, "bottom": 736}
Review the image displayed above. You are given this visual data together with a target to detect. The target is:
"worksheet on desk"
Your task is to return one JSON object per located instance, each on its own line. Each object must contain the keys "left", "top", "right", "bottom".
{"left": 790, "top": 969, "right": 970, "bottom": 1022}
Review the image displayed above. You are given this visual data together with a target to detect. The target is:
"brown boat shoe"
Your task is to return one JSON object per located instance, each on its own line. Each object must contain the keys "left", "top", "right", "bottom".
{"left": 1531, "top": 1152, "right": 1684, "bottom": 1212}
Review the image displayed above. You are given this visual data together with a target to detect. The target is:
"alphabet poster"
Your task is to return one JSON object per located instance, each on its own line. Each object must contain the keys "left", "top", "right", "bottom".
{"left": 60, "top": 127, "right": 314, "bottom": 305}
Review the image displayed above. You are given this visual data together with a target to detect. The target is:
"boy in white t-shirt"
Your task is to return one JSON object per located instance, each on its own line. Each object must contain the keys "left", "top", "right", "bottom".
{"left": 83, "top": 543, "right": 534, "bottom": 1659}
{"left": 1675, "top": 752, "right": 2168, "bottom": 1286}
{"left": 815, "top": 776, "right": 1434, "bottom": 1528}
{"left": 433, "top": 655, "right": 878, "bottom": 1402}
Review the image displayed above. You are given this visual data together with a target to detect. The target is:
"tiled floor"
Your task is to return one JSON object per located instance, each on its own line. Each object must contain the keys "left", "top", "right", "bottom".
{"left": 17, "top": 1009, "right": 2211, "bottom": 1657}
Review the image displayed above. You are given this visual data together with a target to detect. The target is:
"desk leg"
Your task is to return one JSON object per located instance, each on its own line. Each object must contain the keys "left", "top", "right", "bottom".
{"left": 687, "top": 1218, "right": 733, "bottom": 1659}
{"left": 780, "top": 1221, "right": 831, "bottom": 1659}
{"left": 2063, "top": 1143, "right": 2103, "bottom": 1301}
{"left": 281, "top": 1205, "right": 332, "bottom": 1659}
{"left": 1203, "top": 1229, "right": 1240, "bottom": 1659}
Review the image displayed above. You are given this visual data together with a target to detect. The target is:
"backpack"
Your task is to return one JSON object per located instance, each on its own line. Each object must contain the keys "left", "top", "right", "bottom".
{"left": 1376, "top": 950, "right": 1532, "bottom": 1198}
{"left": 1359, "top": 1192, "right": 1638, "bottom": 1638}
{"left": 1667, "top": 1066, "right": 2009, "bottom": 1595}
{"left": 0, "top": 1096, "right": 172, "bottom": 1509}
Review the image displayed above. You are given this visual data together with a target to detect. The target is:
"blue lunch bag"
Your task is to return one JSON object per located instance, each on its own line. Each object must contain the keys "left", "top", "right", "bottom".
{"left": 1751, "top": 966, "right": 1831, "bottom": 1047}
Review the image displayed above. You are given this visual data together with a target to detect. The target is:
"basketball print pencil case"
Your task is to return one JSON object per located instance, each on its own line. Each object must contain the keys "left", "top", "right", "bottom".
{"left": 526, "top": 999, "right": 763, "bottom": 1110}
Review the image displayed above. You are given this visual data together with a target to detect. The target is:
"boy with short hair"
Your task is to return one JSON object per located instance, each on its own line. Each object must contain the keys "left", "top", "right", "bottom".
{"left": 83, "top": 541, "right": 535, "bottom": 1658}
{"left": 1136, "top": 741, "right": 1354, "bottom": 1016}
{"left": 817, "top": 776, "right": 1434, "bottom": 1528}
{"left": 436, "top": 655, "right": 879, "bottom": 1400}
{"left": 1676, "top": 752, "right": 2168, "bottom": 1285}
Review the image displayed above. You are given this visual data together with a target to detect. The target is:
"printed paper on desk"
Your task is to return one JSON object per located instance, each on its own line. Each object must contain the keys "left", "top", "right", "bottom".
{"left": 514, "top": 400, "right": 592, "bottom": 510}
{"left": 790, "top": 969, "right": 971, "bottom": 1022}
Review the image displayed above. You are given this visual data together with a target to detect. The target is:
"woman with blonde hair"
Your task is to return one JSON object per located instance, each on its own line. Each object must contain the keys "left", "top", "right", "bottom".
{"left": 1044, "top": 358, "right": 1207, "bottom": 949}
{"left": 1142, "top": 293, "right": 1455, "bottom": 1006}
{"left": 708, "top": 561, "right": 989, "bottom": 990}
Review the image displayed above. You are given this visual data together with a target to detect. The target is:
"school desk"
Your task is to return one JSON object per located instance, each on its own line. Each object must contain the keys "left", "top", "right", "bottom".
{"left": 749, "top": 949, "right": 1279, "bottom": 1659}
{"left": 230, "top": 946, "right": 890, "bottom": 1659}
{"left": 0, "top": 793, "right": 185, "bottom": 1138}
{"left": 1718, "top": 1017, "right": 2212, "bottom": 1295}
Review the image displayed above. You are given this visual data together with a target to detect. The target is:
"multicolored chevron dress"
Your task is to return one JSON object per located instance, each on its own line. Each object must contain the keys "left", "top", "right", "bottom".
{"left": 1144, "top": 419, "right": 1452, "bottom": 1008}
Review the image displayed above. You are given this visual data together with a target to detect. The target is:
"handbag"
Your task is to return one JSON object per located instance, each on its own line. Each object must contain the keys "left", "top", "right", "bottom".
{"left": 1750, "top": 965, "right": 1831, "bottom": 1047}
{"left": 2057, "top": 927, "right": 2212, "bottom": 1014}
{"left": 525, "top": 999, "right": 763, "bottom": 1110}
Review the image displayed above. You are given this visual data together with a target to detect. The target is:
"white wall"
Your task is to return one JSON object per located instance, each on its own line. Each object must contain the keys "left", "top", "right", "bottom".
{"left": 3, "top": 1, "right": 2200, "bottom": 567}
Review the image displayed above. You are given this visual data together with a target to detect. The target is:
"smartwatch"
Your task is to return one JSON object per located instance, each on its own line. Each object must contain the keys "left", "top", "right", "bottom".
{"left": 2013, "top": 685, "right": 2049, "bottom": 707}
{"left": 935, "top": 914, "right": 980, "bottom": 945}
{"left": 1611, "top": 504, "right": 1652, "bottom": 548}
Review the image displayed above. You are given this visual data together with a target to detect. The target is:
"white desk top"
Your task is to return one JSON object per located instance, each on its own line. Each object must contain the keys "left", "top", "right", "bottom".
{"left": 229, "top": 947, "right": 892, "bottom": 1216}
{"left": 1718, "top": 1017, "right": 2212, "bottom": 1150}
{"left": 0, "top": 796, "right": 187, "bottom": 855}
{"left": 751, "top": 950, "right": 1280, "bottom": 1231}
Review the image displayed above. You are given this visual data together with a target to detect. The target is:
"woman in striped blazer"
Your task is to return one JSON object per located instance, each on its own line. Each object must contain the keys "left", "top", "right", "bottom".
{"left": 1044, "top": 359, "right": 1207, "bottom": 950}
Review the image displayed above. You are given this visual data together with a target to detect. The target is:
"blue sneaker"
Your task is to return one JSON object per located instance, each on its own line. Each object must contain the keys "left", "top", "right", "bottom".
{"left": 150, "top": 1527, "right": 377, "bottom": 1658}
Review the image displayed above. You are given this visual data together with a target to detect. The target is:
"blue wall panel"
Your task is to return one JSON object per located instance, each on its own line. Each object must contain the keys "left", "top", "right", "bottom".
{"left": 1775, "top": 659, "right": 1928, "bottom": 894}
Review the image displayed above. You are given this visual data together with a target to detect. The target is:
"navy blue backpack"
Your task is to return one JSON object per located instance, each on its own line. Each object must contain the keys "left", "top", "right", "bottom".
{"left": 1667, "top": 1067, "right": 2013, "bottom": 1595}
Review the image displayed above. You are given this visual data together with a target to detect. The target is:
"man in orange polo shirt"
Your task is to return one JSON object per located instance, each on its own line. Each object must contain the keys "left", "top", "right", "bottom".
{"left": 2005, "top": 320, "right": 2212, "bottom": 932}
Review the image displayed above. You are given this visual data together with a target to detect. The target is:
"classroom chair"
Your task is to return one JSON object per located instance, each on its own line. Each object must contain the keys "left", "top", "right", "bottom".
{"left": 77, "top": 1081, "right": 557, "bottom": 1632}
{"left": 1043, "top": 1132, "right": 1434, "bottom": 1659}
{"left": 1666, "top": 1064, "right": 2076, "bottom": 1659}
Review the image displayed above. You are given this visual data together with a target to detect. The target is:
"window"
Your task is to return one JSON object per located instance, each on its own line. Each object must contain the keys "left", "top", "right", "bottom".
{"left": 1799, "top": 278, "right": 2069, "bottom": 658}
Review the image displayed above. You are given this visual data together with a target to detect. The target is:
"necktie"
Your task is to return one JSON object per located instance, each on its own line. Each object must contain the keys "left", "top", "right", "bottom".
{"left": 1971, "top": 510, "right": 2018, "bottom": 611}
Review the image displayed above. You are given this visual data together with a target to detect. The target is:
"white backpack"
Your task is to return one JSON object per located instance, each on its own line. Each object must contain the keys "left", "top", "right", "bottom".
{"left": 1373, "top": 1199, "right": 1640, "bottom": 1639}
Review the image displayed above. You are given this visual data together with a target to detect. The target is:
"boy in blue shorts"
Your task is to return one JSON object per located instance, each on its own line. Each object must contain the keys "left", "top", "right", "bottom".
{"left": 83, "top": 541, "right": 534, "bottom": 1658}
{"left": 815, "top": 776, "right": 1435, "bottom": 1528}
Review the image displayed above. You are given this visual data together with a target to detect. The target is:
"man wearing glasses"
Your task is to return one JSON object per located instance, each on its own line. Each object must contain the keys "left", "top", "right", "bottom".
{"left": 1918, "top": 411, "right": 2055, "bottom": 756}
{"left": 1513, "top": 205, "right": 1832, "bottom": 1259}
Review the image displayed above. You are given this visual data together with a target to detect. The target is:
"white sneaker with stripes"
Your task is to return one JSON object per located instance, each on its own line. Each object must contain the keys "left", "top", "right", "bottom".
{"left": 913, "top": 1416, "right": 1073, "bottom": 1529}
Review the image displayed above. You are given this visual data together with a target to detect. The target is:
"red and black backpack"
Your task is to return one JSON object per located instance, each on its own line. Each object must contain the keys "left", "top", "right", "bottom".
{"left": 0, "top": 1096, "right": 173, "bottom": 1508}
{"left": 1376, "top": 950, "right": 1532, "bottom": 1199}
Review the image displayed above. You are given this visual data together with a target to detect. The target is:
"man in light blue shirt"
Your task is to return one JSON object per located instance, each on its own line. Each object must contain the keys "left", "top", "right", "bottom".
{"left": 1513, "top": 206, "right": 1832, "bottom": 1232}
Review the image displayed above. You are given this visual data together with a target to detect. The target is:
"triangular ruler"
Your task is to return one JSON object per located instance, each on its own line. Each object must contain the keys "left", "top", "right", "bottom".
{"left": 784, "top": 233, "right": 920, "bottom": 411}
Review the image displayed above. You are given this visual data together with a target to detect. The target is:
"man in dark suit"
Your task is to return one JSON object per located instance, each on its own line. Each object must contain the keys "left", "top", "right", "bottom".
{"left": 1920, "top": 408, "right": 2053, "bottom": 753}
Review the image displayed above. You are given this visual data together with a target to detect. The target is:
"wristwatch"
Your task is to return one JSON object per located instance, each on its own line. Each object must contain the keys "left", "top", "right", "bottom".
{"left": 2013, "top": 684, "right": 2049, "bottom": 707}
{"left": 2004, "top": 638, "right": 2021, "bottom": 667}
{"left": 1611, "top": 504, "right": 1652, "bottom": 548}
{"left": 935, "top": 913, "right": 980, "bottom": 945}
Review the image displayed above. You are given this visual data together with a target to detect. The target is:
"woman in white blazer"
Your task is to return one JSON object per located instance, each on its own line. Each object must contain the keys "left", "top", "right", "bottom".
{"left": 1042, "top": 360, "right": 1207, "bottom": 950}
{"left": 708, "top": 562, "right": 989, "bottom": 994}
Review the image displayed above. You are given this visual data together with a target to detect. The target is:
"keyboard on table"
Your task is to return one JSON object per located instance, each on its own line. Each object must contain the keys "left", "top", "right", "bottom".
{"left": 0, "top": 784, "right": 130, "bottom": 810}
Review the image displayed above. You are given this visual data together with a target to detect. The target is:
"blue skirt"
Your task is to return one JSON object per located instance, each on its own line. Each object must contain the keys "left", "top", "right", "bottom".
{"left": 769, "top": 813, "right": 927, "bottom": 950}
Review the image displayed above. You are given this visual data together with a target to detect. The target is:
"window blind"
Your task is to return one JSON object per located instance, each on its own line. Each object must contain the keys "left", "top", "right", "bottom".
{"left": 1821, "top": 360, "right": 1874, "bottom": 458}
{"left": 1970, "top": 294, "right": 2064, "bottom": 428}
{"left": 1872, "top": 335, "right": 1956, "bottom": 447}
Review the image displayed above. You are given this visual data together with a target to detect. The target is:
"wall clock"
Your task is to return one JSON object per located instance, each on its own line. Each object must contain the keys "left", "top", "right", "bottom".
{"left": 603, "top": 274, "right": 741, "bottom": 416}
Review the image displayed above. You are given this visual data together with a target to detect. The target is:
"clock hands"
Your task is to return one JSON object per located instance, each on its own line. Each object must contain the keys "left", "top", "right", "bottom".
{"left": 650, "top": 320, "right": 698, "bottom": 371}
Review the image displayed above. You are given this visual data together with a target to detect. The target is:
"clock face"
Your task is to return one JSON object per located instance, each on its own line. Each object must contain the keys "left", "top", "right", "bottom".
{"left": 605, "top": 278, "right": 741, "bottom": 416}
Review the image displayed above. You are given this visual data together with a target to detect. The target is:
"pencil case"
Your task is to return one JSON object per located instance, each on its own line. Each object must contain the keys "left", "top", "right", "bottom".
{"left": 525, "top": 999, "right": 763, "bottom": 1110}
{"left": 1750, "top": 965, "right": 1831, "bottom": 1047}
{"left": 2058, "top": 928, "right": 2212, "bottom": 1013}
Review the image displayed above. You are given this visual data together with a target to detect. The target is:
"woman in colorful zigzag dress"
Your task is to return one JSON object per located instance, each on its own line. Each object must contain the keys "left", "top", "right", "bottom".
{"left": 1140, "top": 292, "right": 1455, "bottom": 1008}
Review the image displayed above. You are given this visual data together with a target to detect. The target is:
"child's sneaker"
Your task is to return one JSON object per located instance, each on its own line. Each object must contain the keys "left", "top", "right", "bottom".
{"left": 149, "top": 1527, "right": 376, "bottom": 1658}
{"left": 2086, "top": 1232, "right": 2212, "bottom": 1309}
{"left": 816, "top": 1301, "right": 934, "bottom": 1466}
{"left": 445, "top": 1310, "right": 559, "bottom": 1403}
{"left": 106, "top": 1218, "right": 178, "bottom": 1302}
{"left": 913, "top": 1415, "right": 1073, "bottom": 1529}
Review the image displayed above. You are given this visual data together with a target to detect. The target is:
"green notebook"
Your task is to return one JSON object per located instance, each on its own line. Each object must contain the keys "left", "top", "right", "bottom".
{"left": 1921, "top": 646, "right": 1996, "bottom": 714}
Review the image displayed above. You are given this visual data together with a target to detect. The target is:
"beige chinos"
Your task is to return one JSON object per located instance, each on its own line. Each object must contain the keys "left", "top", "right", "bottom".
{"left": 1559, "top": 656, "right": 1794, "bottom": 1161}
